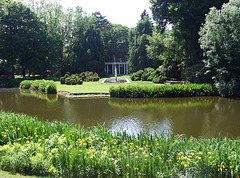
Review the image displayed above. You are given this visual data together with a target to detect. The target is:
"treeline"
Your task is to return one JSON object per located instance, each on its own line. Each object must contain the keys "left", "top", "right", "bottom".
{"left": 0, "top": 0, "right": 130, "bottom": 77}
{"left": 1, "top": 0, "right": 239, "bottom": 96}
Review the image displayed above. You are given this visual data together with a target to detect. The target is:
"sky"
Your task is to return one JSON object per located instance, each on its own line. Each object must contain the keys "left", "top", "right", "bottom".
{"left": 59, "top": 0, "right": 152, "bottom": 27}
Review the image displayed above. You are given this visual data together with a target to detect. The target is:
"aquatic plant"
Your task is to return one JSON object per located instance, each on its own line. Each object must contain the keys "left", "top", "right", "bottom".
{"left": 0, "top": 111, "right": 239, "bottom": 177}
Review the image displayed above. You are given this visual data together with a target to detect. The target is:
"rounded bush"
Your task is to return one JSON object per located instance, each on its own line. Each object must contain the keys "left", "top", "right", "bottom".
{"left": 65, "top": 78, "right": 71, "bottom": 85}
{"left": 78, "top": 79, "right": 83, "bottom": 85}
{"left": 30, "top": 80, "right": 40, "bottom": 91}
{"left": 60, "top": 77, "right": 65, "bottom": 84}
{"left": 71, "top": 79, "right": 77, "bottom": 85}
{"left": 20, "top": 80, "right": 32, "bottom": 89}
{"left": 45, "top": 82, "right": 57, "bottom": 94}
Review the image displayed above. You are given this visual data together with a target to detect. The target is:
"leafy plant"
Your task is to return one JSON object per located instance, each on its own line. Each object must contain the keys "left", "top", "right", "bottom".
{"left": 0, "top": 111, "right": 239, "bottom": 177}
{"left": 45, "top": 82, "right": 57, "bottom": 94}
{"left": 19, "top": 80, "right": 32, "bottom": 89}
{"left": 110, "top": 84, "right": 217, "bottom": 98}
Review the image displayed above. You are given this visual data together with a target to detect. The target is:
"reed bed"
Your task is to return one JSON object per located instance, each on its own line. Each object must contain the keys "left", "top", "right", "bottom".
{"left": 0, "top": 111, "right": 239, "bottom": 177}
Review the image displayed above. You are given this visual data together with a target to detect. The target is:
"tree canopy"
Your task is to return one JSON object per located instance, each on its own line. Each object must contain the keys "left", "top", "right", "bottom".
{"left": 199, "top": 0, "right": 240, "bottom": 96}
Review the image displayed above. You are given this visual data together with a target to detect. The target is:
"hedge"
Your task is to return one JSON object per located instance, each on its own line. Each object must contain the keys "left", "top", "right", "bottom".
{"left": 110, "top": 84, "right": 217, "bottom": 98}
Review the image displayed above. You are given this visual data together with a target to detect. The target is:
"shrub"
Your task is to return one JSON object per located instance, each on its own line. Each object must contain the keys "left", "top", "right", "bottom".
{"left": 20, "top": 80, "right": 32, "bottom": 89}
{"left": 45, "top": 82, "right": 57, "bottom": 94}
{"left": 77, "top": 79, "right": 83, "bottom": 85}
{"left": 153, "top": 76, "right": 167, "bottom": 83}
{"left": 59, "top": 71, "right": 99, "bottom": 85}
{"left": 38, "top": 80, "right": 47, "bottom": 92}
{"left": 60, "top": 77, "right": 65, "bottom": 84}
{"left": 110, "top": 84, "right": 217, "bottom": 98}
{"left": 65, "top": 78, "right": 71, "bottom": 85}
{"left": 71, "top": 79, "right": 77, "bottom": 85}
{"left": 130, "top": 70, "right": 144, "bottom": 81}
{"left": 141, "top": 67, "right": 155, "bottom": 81}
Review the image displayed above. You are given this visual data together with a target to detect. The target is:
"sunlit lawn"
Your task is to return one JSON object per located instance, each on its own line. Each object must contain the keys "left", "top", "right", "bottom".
{"left": 56, "top": 75, "right": 154, "bottom": 94}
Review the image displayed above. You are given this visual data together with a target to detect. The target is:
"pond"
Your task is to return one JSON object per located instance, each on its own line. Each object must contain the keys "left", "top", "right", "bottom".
{"left": 1, "top": 88, "right": 240, "bottom": 138}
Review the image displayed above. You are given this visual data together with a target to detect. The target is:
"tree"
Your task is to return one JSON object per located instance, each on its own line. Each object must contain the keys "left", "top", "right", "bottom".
{"left": 199, "top": 0, "right": 240, "bottom": 96}
{"left": 150, "top": 0, "right": 228, "bottom": 80}
{"left": 147, "top": 30, "right": 183, "bottom": 80}
{"left": 0, "top": 0, "right": 49, "bottom": 77}
{"left": 128, "top": 12, "right": 153, "bottom": 73}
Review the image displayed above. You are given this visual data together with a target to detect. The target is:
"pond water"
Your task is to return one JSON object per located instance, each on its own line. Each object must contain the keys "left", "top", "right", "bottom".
{"left": 1, "top": 88, "right": 240, "bottom": 138}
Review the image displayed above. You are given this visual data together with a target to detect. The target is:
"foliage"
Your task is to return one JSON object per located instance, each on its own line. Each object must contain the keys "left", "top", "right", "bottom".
{"left": 60, "top": 72, "right": 99, "bottom": 85}
{"left": 110, "top": 84, "right": 217, "bottom": 98}
{"left": 128, "top": 12, "right": 155, "bottom": 73}
{"left": 199, "top": 0, "right": 240, "bottom": 96}
{"left": 19, "top": 80, "right": 32, "bottom": 89}
{"left": 130, "top": 67, "right": 168, "bottom": 83}
{"left": 20, "top": 80, "right": 57, "bottom": 94}
{"left": 0, "top": 111, "right": 240, "bottom": 177}
{"left": 149, "top": 0, "right": 228, "bottom": 82}
{"left": 147, "top": 30, "right": 183, "bottom": 80}
{"left": 45, "top": 82, "right": 57, "bottom": 94}
{"left": 0, "top": 78, "right": 22, "bottom": 88}
{"left": 0, "top": 0, "right": 53, "bottom": 77}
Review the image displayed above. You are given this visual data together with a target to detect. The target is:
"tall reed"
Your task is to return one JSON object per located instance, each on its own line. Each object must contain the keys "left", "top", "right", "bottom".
{"left": 0, "top": 111, "right": 239, "bottom": 177}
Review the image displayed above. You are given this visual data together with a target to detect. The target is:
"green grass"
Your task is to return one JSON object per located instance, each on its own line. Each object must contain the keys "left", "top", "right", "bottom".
{"left": 0, "top": 170, "right": 43, "bottom": 178}
{"left": 0, "top": 111, "right": 240, "bottom": 177}
{"left": 56, "top": 75, "right": 154, "bottom": 94}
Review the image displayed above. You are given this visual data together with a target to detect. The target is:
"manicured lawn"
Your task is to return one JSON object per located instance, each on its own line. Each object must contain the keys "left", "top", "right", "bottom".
{"left": 56, "top": 75, "right": 154, "bottom": 94}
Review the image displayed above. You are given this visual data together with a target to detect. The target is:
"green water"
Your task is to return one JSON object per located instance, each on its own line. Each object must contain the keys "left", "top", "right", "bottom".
{"left": 1, "top": 88, "right": 240, "bottom": 137}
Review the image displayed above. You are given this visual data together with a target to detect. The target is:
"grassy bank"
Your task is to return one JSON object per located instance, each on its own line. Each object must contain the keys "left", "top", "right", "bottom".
{"left": 0, "top": 111, "right": 240, "bottom": 177}
{"left": 56, "top": 76, "right": 154, "bottom": 94}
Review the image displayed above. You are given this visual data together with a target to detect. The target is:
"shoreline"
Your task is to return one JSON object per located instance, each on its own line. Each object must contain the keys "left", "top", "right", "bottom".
{"left": 57, "top": 91, "right": 110, "bottom": 98}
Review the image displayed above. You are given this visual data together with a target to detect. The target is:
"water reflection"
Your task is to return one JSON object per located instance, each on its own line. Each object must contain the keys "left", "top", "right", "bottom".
{"left": 1, "top": 88, "right": 240, "bottom": 138}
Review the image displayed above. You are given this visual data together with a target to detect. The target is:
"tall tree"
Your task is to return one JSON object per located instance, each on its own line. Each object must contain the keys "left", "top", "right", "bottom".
{"left": 0, "top": 0, "right": 49, "bottom": 77}
{"left": 128, "top": 11, "right": 153, "bottom": 73}
{"left": 150, "top": 0, "right": 228, "bottom": 80}
{"left": 147, "top": 30, "right": 183, "bottom": 80}
{"left": 199, "top": 0, "right": 240, "bottom": 96}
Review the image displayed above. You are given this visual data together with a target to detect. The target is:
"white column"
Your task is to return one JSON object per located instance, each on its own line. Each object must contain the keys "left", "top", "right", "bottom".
{"left": 106, "top": 64, "right": 109, "bottom": 74}
{"left": 124, "top": 64, "right": 126, "bottom": 74}
{"left": 118, "top": 64, "right": 120, "bottom": 75}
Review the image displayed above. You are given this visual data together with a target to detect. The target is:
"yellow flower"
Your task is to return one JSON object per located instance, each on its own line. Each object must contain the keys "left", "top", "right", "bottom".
{"left": 126, "top": 164, "right": 130, "bottom": 167}
{"left": 139, "top": 148, "right": 144, "bottom": 151}
{"left": 135, "top": 156, "right": 138, "bottom": 159}
{"left": 230, "top": 165, "right": 234, "bottom": 169}
{"left": 145, "top": 155, "right": 149, "bottom": 158}
{"left": 199, "top": 152, "right": 202, "bottom": 155}
{"left": 198, "top": 157, "right": 202, "bottom": 160}
{"left": 135, "top": 168, "right": 139, "bottom": 171}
